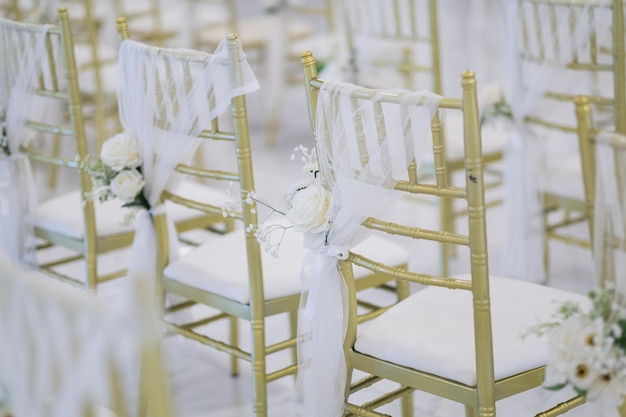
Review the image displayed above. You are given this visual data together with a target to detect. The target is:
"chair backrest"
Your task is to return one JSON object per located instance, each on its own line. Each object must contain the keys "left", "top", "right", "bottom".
{"left": 0, "top": 0, "right": 49, "bottom": 22}
{"left": 300, "top": 51, "right": 493, "bottom": 392}
{"left": 115, "top": 21, "right": 262, "bottom": 297}
{"left": 0, "top": 253, "right": 174, "bottom": 417}
{"left": 513, "top": 0, "right": 626, "bottom": 135}
{"left": 575, "top": 95, "right": 626, "bottom": 291}
{"left": 335, "top": 0, "right": 442, "bottom": 93}
{"left": 0, "top": 10, "right": 98, "bottom": 264}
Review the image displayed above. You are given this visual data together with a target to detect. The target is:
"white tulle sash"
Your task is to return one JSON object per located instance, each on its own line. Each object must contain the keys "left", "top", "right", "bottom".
{"left": 293, "top": 81, "right": 441, "bottom": 417}
{"left": 0, "top": 154, "right": 38, "bottom": 266}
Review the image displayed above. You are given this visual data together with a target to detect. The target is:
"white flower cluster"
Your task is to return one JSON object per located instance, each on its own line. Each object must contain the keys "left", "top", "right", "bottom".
{"left": 220, "top": 145, "right": 332, "bottom": 256}
{"left": 479, "top": 82, "right": 513, "bottom": 126}
{"left": 285, "top": 145, "right": 330, "bottom": 249}
{"left": 83, "top": 132, "right": 148, "bottom": 210}
{"left": 532, "top": 288, "right": 626, "bottom": 409}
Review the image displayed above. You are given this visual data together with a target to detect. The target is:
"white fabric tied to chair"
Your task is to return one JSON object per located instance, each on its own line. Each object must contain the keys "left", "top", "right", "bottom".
{"left": 293, "top": 81, "right": 441, "bottom": 417}
{"left": 499, "top": 1, "right": 609, "bottom": 282}
{"left": 0, "top": 252, "right": 172, "bottom": 417}
{"left": 0, "top": 20, "right": 53, "bottom": 266}
{"left": 593, "top": 132, "right": 626, "bottom": 297}
{"left": 115, "top": 37, "right": 259, "bottom": 284}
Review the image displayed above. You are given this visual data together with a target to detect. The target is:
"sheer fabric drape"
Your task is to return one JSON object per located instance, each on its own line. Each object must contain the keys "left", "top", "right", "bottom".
{"left": 0, "top": 253, "right": 160, "bottom": 417}
{"left": 293, "top": 81, "right": 441, "bottom": 417}
{"left": 0, "top": 20, "right": 53, "bottom": 267}
{"left": 116, "top": 38, "right": 258, "bottom": 284}
{"left": 593, "top": 132, "right": 626, "bottom": 296}
{"left": 499, "top": 1, "right": 608, "bottom": 281}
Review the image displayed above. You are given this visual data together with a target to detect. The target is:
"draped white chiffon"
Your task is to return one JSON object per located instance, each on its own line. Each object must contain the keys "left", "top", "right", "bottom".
{"left": 0, "top": 19, "right": 53, "bottom": 267}
{"left": 116, "top": 38, "right": 259, "bottom": 285}
{"left": 293, "top": 81, "right": 441, "bottom": 417}
{"left": 499, "top": 1, "right": 609, "bottom": 282}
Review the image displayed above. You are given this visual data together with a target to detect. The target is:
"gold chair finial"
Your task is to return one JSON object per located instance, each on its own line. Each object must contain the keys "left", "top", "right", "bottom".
{"left": 116, "top": 17, "right": 129, "bottom": 40}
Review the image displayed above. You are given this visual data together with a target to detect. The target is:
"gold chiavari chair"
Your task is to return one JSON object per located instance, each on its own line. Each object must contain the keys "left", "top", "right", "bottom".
{"left": 576, "top": 95, "right": 626, "bottom": 291}
{"left": 300, "top": 51, "right": 592, "bottom": 417}
{"left": 3, "top": 0, "right": 119, "bottom": 185}
{"left": 334, "top": 0, "right": 507, "bottom": 276}
{"left": 514, "top": 0, "right": 626, "bottom": 278}
{"left": 114, "top": 18, "right": 412, "bottom": 416}
{"left": 0, "top": 253, "right": 174, "bottom": 417}
{"left": 0, "top": 9, "right": 228, "bottom": 291}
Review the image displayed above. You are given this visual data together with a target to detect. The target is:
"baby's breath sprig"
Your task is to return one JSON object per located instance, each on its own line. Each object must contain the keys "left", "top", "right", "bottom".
{"left": 222, "top": 189, "right": 292, "bottom": 258}
{"left": 291, "top": 145, "right": 320, "bottom": 177}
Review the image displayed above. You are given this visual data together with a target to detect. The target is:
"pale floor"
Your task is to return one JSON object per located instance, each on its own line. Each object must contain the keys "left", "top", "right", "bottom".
{"left": 34, "top": 0, "right": 609, "bottom": 415}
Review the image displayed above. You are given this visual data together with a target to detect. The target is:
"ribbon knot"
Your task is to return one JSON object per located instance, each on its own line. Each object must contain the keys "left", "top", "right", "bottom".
{"left": 322, "top": 244, "right": 349, "bottom": 260}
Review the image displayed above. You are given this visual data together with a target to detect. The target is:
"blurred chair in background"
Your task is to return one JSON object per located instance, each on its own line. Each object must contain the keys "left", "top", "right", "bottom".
{"left": 326, "top": 0, "right": 507, "bottom": 276}
{"left": 499, "top": 0, "right": 625, "bottom": 283}
{"left": 0, "top": 253, "right": 174, "bottom": 417}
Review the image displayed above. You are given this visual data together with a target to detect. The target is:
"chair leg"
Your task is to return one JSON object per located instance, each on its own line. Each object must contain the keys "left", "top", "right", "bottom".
{"left": 400, "top": 392, "right": 413, "bottom": 417}
{"left": 396, "top": 279, "right": 410, "bottom": 302}
{"left": 85, "top": 248, "right": 98, "bottom": 292}
{"left": 230, "top": 316, "right": 239, "bottom": 377}
{"left": 464, "top": 405, "right": 477, "bottom": 417}
{"left": 250, "top": 317, "right": 268, "bottom": 417}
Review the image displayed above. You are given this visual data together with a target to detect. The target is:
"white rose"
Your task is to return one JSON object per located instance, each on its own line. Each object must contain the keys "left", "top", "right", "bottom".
{"left": 286, "top": 183, "right": 330, "bottom": 235}
{"left": 110, "top": 169, "right": 144, "bottom": 202}
{"left": 479, "top": 82, "right": 505, "bottom": 107}
{"left": 100, "top": 132, "right": 141, "bottom": 171}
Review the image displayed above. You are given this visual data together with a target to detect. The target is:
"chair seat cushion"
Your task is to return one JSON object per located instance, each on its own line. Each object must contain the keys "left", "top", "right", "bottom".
{"left": 163, "top": 230, "right": 410, "bottom": 304}
{"left": 354, "top": 275, "right": 589, "bottom": 386}
{"left": 34, "top": 181, "right": 227, "bottom": 239}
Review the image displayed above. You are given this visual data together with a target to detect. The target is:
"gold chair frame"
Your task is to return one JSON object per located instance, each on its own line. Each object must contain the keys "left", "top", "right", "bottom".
{"left": 116, "top": 19, "right": 299, "bottom": 417}
{"left": 516, "top": 0, "right": 626, "bottom": 277}
{"left": 302, "top": 50, "right": 592, "bottom": 417}
{"left": 5, "top": 8, "right": 130, "bottom": 290}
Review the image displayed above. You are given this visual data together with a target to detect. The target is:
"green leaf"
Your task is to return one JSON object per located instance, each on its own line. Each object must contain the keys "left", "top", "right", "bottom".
{"left": 572, "top": 386, "right": 588, "bottom": 398}
{"left": 614, "top": 319, "right": 626, "bottom": 351}
{"left": 543, "top": 382, "right": 568, "bottom": 391}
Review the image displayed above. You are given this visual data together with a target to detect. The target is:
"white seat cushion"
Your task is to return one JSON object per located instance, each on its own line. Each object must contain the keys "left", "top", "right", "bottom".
{"left": 163, "top": 230, "right": 410, "bottom": 304}
{"left": 34, "top": 181, "right": 229, "bottom": 239}
{"left": 355, "top": 275, "right": 589, "bottom": 386}
{"left": 540, "top": 155, "right": 584, "bottom": 201}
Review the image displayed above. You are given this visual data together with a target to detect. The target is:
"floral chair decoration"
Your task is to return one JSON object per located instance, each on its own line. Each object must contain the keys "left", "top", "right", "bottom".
{"left": 96, "top": 19, "right": 259, "bottom": 287}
